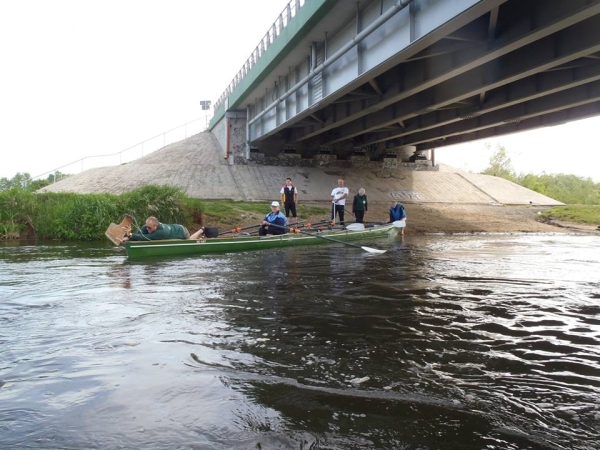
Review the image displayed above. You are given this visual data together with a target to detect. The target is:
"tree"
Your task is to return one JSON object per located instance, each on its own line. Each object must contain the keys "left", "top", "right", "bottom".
{"left": 480, "top": 143, "right": 516, "bottom": 181}
{"left": 0, "top": 171, "right": 69, "bottom": 192}
{"left": 0, "top": 172, "right": 33, "bottom": 191}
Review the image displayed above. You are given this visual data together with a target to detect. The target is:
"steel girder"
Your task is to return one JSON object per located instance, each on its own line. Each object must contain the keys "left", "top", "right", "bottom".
{"left": 289, "top": 0, "right": 600, "bottom": 146}
{"left": 390, "top": 80, "right": 600, "bottom": 147}
{"left": 248, "top": 0, "right": 504, "bottom": 143}
{"left": 414, "top": 101, "right": 600, "bottom": 150}
{"left": 360, "top": 61, "right": 600, "bottom": 147}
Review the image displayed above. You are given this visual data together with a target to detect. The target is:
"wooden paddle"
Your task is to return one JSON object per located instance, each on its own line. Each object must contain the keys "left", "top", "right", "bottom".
{"left": 269, "top": 223, "right": 387, "bottom": 254}
{"left": 105, "top": 214, "right": 134, "bottom": 246}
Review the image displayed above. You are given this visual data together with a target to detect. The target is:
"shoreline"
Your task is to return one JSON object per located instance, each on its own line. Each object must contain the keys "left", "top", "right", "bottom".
{"left": 208, "top": 202, "right": 599, "bottom": 236}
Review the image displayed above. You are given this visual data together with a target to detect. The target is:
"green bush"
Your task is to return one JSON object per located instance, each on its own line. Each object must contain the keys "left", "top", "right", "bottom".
{"left": 36, "top": 193, "right": 121, "bottom": 240}
{"left": 0, "top": 188, "right": 39, "bottom": 239}
{"left": 0, "top": 184, "right": 203, "bottom": 241}
{"left": 539, "top": 205, "right": 600, "bottom": 225}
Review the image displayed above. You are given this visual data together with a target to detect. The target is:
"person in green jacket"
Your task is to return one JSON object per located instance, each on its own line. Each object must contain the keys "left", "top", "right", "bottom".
{"left": 352, "top": 188, "right": 368, "bottom": 223}
{"left": 122, "top": 216, "right": 204, "bottom": 241}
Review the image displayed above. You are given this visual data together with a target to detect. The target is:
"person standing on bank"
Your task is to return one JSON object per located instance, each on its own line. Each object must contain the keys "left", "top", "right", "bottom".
{"left": 387, "top": 199, "right": 407, "bottom": 236}
{"left": 330, "top": 178, "right": 349, "bottom": 225}
{"left": 259, "top": 201, "right": 288, "bottom": 236}
{"left": 280, "top": 177, "right": 298, "bottom": 223}
{"left": 352, "top": 188, "right": 368, "bottom": 224}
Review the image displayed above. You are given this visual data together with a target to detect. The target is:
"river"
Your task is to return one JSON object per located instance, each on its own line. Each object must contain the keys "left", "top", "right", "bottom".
{"left": 1, "top": 234, "right": 599, "bottom": 449}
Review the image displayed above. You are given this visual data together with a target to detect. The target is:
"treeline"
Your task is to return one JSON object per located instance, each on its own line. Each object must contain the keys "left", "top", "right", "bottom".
{"left": 481, "top": 144, "right": 600, "bottom": 205}
{"left": 0, "top": 171, "right": 68, "bottom": 192}
{"left": 0, "top": 184, "right": 203, "bottom": 240}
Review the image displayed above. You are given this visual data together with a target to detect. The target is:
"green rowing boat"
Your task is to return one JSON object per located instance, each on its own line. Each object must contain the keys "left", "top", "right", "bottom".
{"left": 122, "top": 223, "right": 400, "bottom": 259}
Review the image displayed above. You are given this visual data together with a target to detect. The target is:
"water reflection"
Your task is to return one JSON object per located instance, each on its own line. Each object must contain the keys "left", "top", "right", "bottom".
{"left": 0, "top": 236, "right": 599, "bottom": 449}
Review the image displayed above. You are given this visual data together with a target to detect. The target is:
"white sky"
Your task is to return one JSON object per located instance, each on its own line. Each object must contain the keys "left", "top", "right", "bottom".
{"left": 1, "top": 0, "right": 599, "bottom": 183}
{"left": 0, "top": 0, "right": 290, "bottom": 178}
{"left": 436, "top": 117, "right": 600, "bottom": 182}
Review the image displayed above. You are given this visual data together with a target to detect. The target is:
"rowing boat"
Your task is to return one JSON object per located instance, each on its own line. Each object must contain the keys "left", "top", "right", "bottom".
{"left": 122, "top": 222, "right": 399, "bottom": 259}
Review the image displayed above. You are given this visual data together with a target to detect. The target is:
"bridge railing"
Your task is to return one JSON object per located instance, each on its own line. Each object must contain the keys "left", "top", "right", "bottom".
{"left": 214, "top": 0, "right": 306, "bottom": 110}
{"left": 33, "top": 115, "right": 211, "bottom": 183}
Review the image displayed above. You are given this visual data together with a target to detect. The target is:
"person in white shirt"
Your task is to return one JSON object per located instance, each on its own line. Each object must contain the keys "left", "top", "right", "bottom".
{"left": 330, "top": 178, "right": 349, "bottom": 225}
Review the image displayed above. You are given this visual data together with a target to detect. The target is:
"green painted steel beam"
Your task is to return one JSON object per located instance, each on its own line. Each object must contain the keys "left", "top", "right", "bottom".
{"left": 210, "top": 0, "right": 337, "bottom": 129}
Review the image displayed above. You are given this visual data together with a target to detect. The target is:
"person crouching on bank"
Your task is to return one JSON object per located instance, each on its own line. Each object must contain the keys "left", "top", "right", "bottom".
{"left": 259, "top": 201, "right": 288, "bottom": 236}
{"left": 387, "top": 200, "right": 407, "bottom": 236}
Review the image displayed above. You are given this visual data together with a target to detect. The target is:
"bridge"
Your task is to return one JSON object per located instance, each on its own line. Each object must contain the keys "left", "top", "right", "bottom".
{"left": 210, "top": 0, "right": 600, "bottom": 166}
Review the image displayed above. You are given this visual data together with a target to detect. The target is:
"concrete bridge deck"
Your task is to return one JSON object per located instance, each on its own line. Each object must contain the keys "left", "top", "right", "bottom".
{"left": 40, "top": 132, "right": 562, "bottom": 206}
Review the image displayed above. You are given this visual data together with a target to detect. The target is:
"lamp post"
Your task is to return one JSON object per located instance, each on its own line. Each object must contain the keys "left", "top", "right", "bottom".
{"left": 200, "top": 100, "right": 212, "bottom": 130}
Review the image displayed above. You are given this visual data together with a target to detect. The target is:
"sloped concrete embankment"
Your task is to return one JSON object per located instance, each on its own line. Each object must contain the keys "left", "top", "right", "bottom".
{"left": 41, "top": 132, "right": 562, "bottom": 206}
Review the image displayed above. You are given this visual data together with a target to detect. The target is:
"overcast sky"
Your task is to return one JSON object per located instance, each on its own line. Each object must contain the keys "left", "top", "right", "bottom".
{"left": 1, "top": 0, "right": 599, "bottom": 182}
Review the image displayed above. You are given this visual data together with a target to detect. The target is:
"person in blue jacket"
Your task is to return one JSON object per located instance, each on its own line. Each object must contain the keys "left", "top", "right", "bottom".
{"left": 387, "top": 200, "right": 407, "bottom": 235}
{"left": 259, "top": 201, "right": 288, "bottom": 236}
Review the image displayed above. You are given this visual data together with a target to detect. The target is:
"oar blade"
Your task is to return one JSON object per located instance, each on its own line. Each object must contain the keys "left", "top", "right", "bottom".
{"left": 361, "top": 246, "right": 387, "bottom": 254}
{"left": 105, "top": 223, "right": 124, "bottom": 246}
{"left": 346, "top": 223, "right": 365, "bottom": 231}
{"left": 105, "top": 214, "right": 133, "bottom": 246}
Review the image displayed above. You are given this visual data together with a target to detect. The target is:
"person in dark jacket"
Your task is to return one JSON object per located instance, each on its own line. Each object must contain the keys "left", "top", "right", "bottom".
{"left": 259, "top": 201, "right": 288, "bottom": 236}
{"left": 352, "top": 188, "right": 368, "bottom": 223}
{"left": 280, "top": 177, "right": 298, "bottom": 222}
{"left": 387, "top": 200, "right": 407, "bottom": 235}
{"left": 122, "top": 216, "right": 213, "bottom": 241}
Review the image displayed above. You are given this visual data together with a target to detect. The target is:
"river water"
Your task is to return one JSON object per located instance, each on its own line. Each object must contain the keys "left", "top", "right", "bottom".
{"left": 1, "top": 234, "right": 599, "bottom": 450}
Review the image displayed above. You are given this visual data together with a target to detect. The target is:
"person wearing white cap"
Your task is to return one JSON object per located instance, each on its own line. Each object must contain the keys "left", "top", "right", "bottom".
{"left": 259, "top": 201, "right": 288, "bottom": 236}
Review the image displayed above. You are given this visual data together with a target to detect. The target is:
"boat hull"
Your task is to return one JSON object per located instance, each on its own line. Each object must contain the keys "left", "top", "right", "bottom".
{"left": 123, "top": 224, "right": 397, "bottom": 258}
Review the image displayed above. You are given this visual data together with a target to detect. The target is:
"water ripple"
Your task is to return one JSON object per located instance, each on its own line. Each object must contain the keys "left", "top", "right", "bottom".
{"left": 1, "top": 236, "right": 599, "bottom": 449}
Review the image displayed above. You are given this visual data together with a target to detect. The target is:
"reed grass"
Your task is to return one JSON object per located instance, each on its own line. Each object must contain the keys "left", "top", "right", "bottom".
{"left": 0, "top": 185, "right": 330, "bottom": 241}
{"left": 0, "top": 185, "right": 203, "bottom": 241}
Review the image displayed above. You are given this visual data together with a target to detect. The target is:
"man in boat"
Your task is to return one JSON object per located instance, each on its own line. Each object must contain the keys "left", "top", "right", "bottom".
{"left": 122, "top": 216, "right": 207, "bottom": 241}
{"left": 387, "top": 200, "right": 407, "bottom": 235}
{"left": 330, "top": 178, "right": 349, "bottom": 225}
{"left": 280, "top": 177, "right": 298, "bottom": 223}
{"left": 259, "top": 202, "right": 288, "bottom": 236}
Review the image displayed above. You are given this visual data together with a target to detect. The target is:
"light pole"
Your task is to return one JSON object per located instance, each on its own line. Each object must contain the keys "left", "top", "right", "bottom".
{"left": 200, "top": 100, "right": 212, "bottom": 130}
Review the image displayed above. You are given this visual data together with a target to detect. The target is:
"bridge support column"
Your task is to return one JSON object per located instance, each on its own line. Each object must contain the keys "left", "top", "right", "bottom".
{"left": 219, "top": 111, "right": 248, "bottom": 165}
{"left": 395, "top": 145, "right": 417, "bottom": 162}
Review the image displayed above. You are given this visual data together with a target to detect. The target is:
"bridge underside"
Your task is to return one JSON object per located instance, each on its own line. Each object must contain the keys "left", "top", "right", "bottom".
{"left": 223, "top": 0, "right": 600, "bottom": 164}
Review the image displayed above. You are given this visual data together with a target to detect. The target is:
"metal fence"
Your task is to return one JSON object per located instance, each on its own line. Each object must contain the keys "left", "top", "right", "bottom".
{"left": 214, "top": 0, "right": 306, "bottom": 110}
{"left": 33, "top": 116, "right": 211, "bottom": 182}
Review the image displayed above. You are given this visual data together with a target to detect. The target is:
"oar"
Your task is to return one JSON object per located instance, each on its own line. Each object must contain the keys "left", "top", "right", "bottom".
{"left": 362, "top": 220, "right": 405, "bottom": 229}
{"left": 345, "top": 223, "right": 365, "bottom": 231}
{"left": 300, "top": 219, "right": 333, "bottom": 229}
{"left": 218, "top": 223, "right": 263, "bottom": 236}
{"left": 269, "top": 223, "right": 387, "bottom": 254}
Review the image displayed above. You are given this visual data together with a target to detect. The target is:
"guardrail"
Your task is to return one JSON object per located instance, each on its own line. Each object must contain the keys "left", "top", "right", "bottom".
{"left": 33, "top": 115, "right": 211, "bottom": 182}
{"left": 213, "top": 0, "right": 305, "bottom": 110}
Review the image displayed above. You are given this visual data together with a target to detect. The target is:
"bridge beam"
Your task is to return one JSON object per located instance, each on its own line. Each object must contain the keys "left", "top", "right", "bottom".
{"left": 290, "top": 0, "right": 600, "bottom": 144}
{"left": 387, "top": 81, "right": 600, "bottom": 148}
{"left": 249, "top": 0, "right": 506, "bottom": 142}
{"left": 415, "top": 101, "right": 600, "bottom": 150}
{"left": 359, "top": 61, "right": 600, "bottom": 148}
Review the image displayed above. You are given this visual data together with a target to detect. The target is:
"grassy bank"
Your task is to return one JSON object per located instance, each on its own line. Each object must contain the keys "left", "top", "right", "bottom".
{"left": 200, "top": 200, "right": 329, "bottom": 231}
{"left": 538, "top": 205, "right": 600, "bottom": 225}
{"left": 0, "top": 185, "right": 330, "bottom": 241}
{"left": 0, "top": 185, "right": 202, "bottom": 241}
